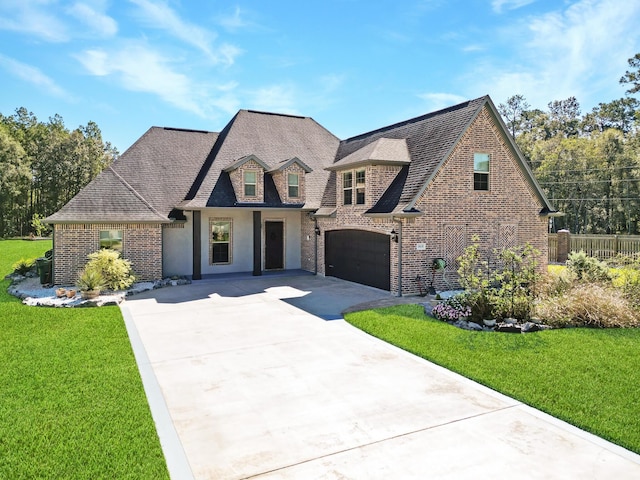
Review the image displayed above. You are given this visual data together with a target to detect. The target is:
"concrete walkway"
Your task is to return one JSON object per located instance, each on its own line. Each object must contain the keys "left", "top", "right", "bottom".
{"left": 121, "top": 273, "right": 640, "bottom": 479}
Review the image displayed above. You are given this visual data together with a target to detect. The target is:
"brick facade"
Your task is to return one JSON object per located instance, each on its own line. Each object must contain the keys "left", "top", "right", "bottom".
{"left": 53, "top": 223, "right": 163, "bottom": 285}
{"left": 271, "top": 163, "right": 307, "bottom": 204}
{"left": 228, "top": 159, "right": 265, "bottom": 203}
{"left": 309, "top": 106, "right": 548, "bottom": 295}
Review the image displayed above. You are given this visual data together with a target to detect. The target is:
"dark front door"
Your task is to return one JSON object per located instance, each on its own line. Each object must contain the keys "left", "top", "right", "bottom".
{"left": 325, "top": 230, "right": 390, "bottom": 290}
{"left": 265, "top": 221, "right": 284, "bottom": 270}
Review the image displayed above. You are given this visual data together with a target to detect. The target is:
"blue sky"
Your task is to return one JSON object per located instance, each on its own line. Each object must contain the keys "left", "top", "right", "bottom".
{"left": 1, "top": 0, "right": 639, "bottom": 152}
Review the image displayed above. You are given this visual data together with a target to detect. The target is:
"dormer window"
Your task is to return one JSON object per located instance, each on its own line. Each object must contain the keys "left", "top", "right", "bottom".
{"left": 244, "top": 171, "right": 257, "bottom": 196}
{"left": 288, "top": 173, "right": 299, "bottom": 198}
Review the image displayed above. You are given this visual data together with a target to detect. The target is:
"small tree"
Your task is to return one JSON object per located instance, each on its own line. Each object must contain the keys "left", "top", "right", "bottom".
{"left": 30, "top": 213, "right": 50, "bottom": 237}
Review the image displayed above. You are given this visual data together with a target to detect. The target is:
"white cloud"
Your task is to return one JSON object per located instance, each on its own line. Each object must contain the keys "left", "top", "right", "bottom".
{"left": 0, "top": 0, "right": 68, "bottom": 42}
{"left": 217, "top": 6, "right": 249, "bottom": 31}
{"left": 76, "top": 43, "right": 206, "bottom": 116}
{"left": 491, "top": 0, "right": 535, "bottom": 14}
{"left": 128, "top": 0, "right": 241, "bottom": 66}
{"left": 462, "top": 44, "right": 484, "bottom": 53}
{"left": 67, "top": 2, "right": 118, "bottom": 37}
{"left": 248, "top": 84, "right": 299, "bottom": 114}
{"left": 471, "top": 0, "right": 640, "bottom": 109}
{"left": 0, "top": 54, "right": 72, "bottom": 99}
{"left": 417, "top": 92, "right": 468, "bottom": 110}
{"left": 318, "top": 74, "right": 345, "bottom": 93}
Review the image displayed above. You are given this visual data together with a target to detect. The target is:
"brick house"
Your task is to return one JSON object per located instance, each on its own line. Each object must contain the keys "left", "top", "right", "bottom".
{"left": 46, "top": 95, "right": 556, "bottom": 295}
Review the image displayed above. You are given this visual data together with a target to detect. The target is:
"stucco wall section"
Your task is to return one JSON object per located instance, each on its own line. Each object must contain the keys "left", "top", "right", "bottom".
{"left": 199, "top": 208, "right": 303, "bottom": 275}
{"left": 162, "top": 214, "right": 192, "bottom": 277}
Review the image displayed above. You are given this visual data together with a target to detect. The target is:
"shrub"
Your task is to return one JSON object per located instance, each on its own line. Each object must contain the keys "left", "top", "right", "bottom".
{"left": 456, "top": 237, "right": 541, "bottom": 321}
{"left": 76, "top": 268, "right": 105, "bottom": 293}
{"left": 539, "top": 267, "right": 573, "bottom": 298}
{"left": 431, "top": 294, "right": 472, "bottom": 322}
{"left": 566, "top": 251, "right": 611, "bottom": 283}
{"left": 461, "top": 290, "right": 493, "bottom": 322}
{"left": 84, "top": 249, "right": 135, "bottom": 291}
{"left": 12, "top": 258, "right": 35, "bottom": 275}
{"left": 536, "top": 283, "right": 640, "bottom": 328}
{"left": 611, "top": 265, "right": 640, "bottom": 308}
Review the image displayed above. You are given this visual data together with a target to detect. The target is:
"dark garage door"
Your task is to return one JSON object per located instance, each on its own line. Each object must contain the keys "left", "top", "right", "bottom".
{"left": 325, "top": 230, "right": 390, "bottom": 291}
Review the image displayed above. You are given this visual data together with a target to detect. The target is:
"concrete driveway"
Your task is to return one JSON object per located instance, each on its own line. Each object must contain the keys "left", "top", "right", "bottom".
{"left": 121, "top": 273, "right": 640, "bottom": 479}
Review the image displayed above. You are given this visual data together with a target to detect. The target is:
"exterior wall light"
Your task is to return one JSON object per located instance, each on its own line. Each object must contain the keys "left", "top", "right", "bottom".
{"left": 315, "top": 225, "right": 321, "bottom": 236}
{"left": 390, "top": 229, "right": 399, "bottom": 243}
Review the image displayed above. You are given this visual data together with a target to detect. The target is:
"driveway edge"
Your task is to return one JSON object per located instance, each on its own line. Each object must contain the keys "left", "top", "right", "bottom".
{"left": 121, "top": 303, "right": 195, "bottom": 480}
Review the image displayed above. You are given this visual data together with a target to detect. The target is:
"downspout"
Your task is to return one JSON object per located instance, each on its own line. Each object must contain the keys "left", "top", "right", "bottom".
{"left": 394, "top": 217, "right": 403, "bottom": 297}
{"left": 314, "top": 215, "right": 318, "bottom": 275}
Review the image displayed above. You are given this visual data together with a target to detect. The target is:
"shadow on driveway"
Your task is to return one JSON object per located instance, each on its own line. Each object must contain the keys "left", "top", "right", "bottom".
{"left": 129, "top": 271, "right": 415, "bottom": 320}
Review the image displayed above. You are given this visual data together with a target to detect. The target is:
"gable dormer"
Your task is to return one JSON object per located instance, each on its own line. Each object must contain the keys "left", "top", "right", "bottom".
{"left": 326, "top": 138, "right": 411, "bottom": 208}
{"left": 268, "top": 157, "right": 313, "bottom": 205}
{"left": 223, "top": 155, "right": 270, "bottom": 203}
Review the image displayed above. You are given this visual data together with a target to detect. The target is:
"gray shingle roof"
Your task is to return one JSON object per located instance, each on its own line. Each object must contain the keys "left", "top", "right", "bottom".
{"left": 46, "top": 127, "right": 218, "bottom": 223}
{"left": 44, "top": 167, "right": 168, "bottom": 223}
{"left": 327, "top": 138, "right": 410, "bottom": 170}
{"left": 180, "top": 110, "right": 340, "bottom": 210}
{"left": 335, "top": 95, "right": 553, "bottom": 214}
{"left": 47, "top": 96, "right": 554, "bottom": 224}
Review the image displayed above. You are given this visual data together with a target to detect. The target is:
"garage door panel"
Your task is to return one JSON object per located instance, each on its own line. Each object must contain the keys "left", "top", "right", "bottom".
{"left": 325, "top": 230, "right": 390, "bottom": 291}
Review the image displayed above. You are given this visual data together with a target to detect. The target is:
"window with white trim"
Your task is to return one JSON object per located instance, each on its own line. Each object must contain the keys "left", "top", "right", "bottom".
{"left": 210, "top": 219, "right": 232, "bottom": 264}
{"left": 474, "top": 153, "right": 490, "bottom": 191}
{"left": 355, "top": 169, "right": 365, "bottom": 204}
{"left": 343, "top": 171, "right": 353, "bottom": 205}
{"left": 244, "top": 171, "right": 257, "bottom": 197}
{"left": 288, "top": 173, "right": 299, "bottom": 198}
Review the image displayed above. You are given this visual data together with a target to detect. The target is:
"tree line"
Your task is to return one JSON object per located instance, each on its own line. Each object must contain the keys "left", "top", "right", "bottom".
{"left": 499, "top": 53, "right": 640, "bottom": 235}
{"left": 0, "top": 109, "right": 118, "bottom": 238}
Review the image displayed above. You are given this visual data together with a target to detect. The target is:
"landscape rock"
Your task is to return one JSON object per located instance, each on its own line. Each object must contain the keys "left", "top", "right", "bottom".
{"left": 483, "top": 319, "right": 496, "bottom": 327}
{"left": 496, "top": 323, "right": 524, "bottom": 333}
{"left": 9, "top": 275, "right": 191, "bottom": 308}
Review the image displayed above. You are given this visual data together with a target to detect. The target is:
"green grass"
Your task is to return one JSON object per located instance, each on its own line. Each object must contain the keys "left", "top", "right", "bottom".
{"left": 0, "top": 240, "right": 169, "bottom": 479}
{"left": 346, "top": 304, "right": 640, "bottom": 455}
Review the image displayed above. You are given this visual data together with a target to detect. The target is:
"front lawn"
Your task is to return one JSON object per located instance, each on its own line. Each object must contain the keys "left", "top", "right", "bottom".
{"left": 0, "top": 240, "right": 169, "bottom": 479}
{"left": 346, "top": 304, "right": 640, "bottom": 455}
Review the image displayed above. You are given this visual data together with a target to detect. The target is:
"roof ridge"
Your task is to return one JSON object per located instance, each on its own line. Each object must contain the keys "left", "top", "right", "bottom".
{"left": 244, "top": 109, "right": 308, "bottom": 119}
{"left": 162, "top": 126, "right": 214, "bottom": 134}
{"left": 107, "top": 166, "right": 167, "bottom": 220}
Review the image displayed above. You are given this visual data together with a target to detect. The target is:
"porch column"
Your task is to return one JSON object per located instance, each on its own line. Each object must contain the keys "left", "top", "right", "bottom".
{"left": 253, "top": 211, "right": 262, "bottom": 276}
{"left": 192, "top": 210, "right": 201, "bottom": 280}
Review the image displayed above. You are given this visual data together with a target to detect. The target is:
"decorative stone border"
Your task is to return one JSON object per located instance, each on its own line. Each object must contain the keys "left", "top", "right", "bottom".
{"left": 5, "top": 274, "right": 191, "bottom": 308}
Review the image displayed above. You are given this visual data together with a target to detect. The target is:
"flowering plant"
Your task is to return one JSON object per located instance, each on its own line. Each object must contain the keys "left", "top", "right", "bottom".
{"left": 432, "top": 294, "right": 471, "bottom": 322}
